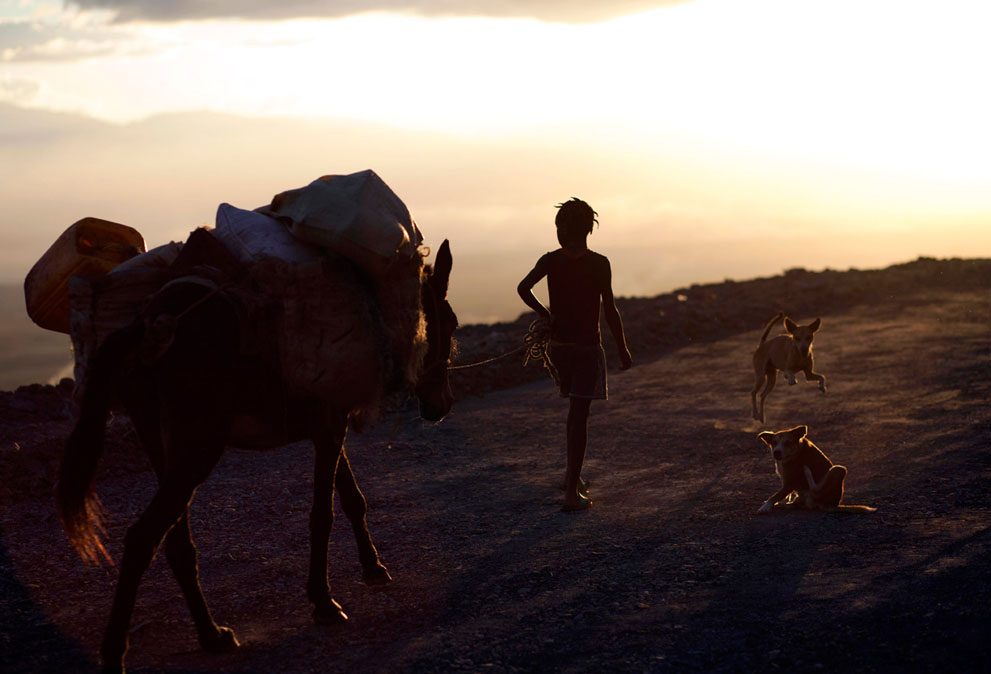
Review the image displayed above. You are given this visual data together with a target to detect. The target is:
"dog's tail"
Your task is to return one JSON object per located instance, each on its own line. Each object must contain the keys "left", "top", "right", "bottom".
{"left": 829, "top": 504, "right": 878, "bottom": 514}
{"left": 758, "top": 312, "right": 785, "bottom": 344}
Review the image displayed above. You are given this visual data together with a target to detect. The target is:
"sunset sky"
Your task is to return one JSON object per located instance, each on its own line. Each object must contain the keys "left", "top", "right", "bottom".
{"left": 2, "top": 0, "right": 989, "bottom": 322}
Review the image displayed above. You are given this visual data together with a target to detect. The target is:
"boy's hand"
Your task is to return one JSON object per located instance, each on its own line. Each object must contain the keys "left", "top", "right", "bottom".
{"left": 618, "top": 347, "right": 633, "bottom": 370}
{"left": 532, "top": 315, "right": 552, "bottom": 335}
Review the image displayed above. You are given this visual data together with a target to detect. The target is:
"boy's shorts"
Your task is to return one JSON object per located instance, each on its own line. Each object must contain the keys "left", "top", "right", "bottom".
{"left": 551, "top": 343, "right": 608, "bottom": 400}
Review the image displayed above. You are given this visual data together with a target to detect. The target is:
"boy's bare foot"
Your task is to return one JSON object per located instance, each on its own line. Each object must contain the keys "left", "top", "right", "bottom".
{"left": 562, "top": 493, "right": 593, "bottom": 512}
{"left": 557, "top": 477, "right": 590, "bottom": 494}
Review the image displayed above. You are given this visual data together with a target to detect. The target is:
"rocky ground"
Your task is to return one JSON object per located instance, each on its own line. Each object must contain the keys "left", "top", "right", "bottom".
{"left": 1, "top": 257, "right": 989, "bottom": 673}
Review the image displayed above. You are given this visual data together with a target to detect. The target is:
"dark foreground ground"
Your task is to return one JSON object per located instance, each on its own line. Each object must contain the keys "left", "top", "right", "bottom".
{"left": 1, "top": 260, "right": 989, "bottom": 673}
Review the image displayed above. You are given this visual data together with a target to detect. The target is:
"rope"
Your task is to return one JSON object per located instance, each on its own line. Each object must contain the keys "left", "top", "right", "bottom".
{"left": 522, "top": 319, "right": 560, "bottom": 385}
{"left": 447, "top": 345, "right": 526, "bottom": 371}
{"left": 173, "top": 282, "right": 230, "bottom": 320}
{"left": 449, "top": 319, "right": 559, "bottom": 385}
{"left": 138, "top": 280, "right": 233, "bottom": 364}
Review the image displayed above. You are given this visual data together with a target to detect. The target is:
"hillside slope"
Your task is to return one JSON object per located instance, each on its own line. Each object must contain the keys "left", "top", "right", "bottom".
{"left": 1, "top": 274, "right": 988, "bottom": 673}
{"left": 451, "top": 256, "right": 991, "bottom": 397}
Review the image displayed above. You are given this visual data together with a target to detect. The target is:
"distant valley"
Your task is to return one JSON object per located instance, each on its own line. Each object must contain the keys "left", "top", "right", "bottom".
{"left": 0, "top": 285, "right": 73, "bottom": 391}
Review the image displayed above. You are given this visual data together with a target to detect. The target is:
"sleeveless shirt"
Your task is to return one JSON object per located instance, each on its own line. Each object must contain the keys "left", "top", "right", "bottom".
{"left": 537, "top": 249, "right": 610, "bottom": 345}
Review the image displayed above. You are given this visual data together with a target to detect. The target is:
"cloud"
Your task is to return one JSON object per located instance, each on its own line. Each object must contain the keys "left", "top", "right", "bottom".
{"left": 0, "top": 101, "right": 106, "bottom": 144}
{"left": 0, "top": 16, "right": 127, "bottom": 62}
{"left": 0, "top": 75, "right": 41, "bottom": 103}
{"left": 66, "top": 0, "right": 688, "bottom": 24}
{"left": 3, "top": 36, "right": 118, "bottom": 61}
{"left": 0, "top": 19, "right": 48, "bottom": 55}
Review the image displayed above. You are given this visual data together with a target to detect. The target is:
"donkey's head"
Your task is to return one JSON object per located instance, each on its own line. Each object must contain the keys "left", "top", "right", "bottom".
{"left": 416, "top": 239, "right": 457, "bottom": 422}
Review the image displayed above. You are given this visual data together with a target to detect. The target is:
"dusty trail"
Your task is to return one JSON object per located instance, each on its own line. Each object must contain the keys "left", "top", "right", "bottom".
{"left": 1, "top": 289, "right": 989, "bottom": 673}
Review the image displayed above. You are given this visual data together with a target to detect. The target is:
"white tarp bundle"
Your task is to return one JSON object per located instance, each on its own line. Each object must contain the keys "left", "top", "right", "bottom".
{"left": 255, "top": 169, "right": 422, "bottom": 277}
{"left": 213, "top": 202, "right": 321, "bottom": 265}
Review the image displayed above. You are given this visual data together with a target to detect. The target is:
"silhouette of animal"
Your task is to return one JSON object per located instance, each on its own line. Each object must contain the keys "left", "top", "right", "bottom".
{"left": 756, "top": 425, "right": 849, "bottom": 514}
{"left": 56, "top": 238, "right": 457, "bottom": 674}
{"left": 750, "top": 313, "right": 826, "bottom": 423}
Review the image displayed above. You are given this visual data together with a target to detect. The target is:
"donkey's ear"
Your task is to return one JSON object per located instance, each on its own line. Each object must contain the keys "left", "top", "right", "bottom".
{"left": 433, "top": 239, "right": 452, "bottom": 298}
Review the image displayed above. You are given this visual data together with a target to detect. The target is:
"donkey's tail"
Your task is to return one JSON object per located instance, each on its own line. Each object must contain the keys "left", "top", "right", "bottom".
{"left": 758, "top": 312, "right": 785, "bottom": 344}
{"left": 56, "top": 321, "right": 145, "bottom": 566}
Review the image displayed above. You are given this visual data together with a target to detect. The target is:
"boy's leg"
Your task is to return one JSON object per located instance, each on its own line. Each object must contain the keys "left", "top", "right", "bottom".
{"left": 563, "top": 397, "right": 593, "bottom": 510}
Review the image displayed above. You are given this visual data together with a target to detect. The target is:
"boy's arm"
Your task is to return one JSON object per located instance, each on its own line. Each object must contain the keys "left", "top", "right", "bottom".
{"left": 517, "top": 258, "right": 551, "bottom": 320}
{"left": 601, "top": 259, "right": 633, "bottom": 370}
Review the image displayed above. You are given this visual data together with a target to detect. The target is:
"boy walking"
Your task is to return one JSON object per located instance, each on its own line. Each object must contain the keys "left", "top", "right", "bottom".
{"left": 517, "top": 198, "right": 632, "bottom": 511}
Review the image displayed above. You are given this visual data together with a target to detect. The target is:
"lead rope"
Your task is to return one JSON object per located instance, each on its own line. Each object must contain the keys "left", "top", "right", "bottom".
{"left": 449, "top": 319, "right": 559, "bottom": 385}
{"left": 446, "top": 346, "right": 526, "bottom": 370}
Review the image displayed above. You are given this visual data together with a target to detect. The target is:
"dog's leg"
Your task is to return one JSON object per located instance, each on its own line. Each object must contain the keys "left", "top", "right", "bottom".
{"left": 818, "top": 465, "right": 846, "bottom": 507}
{"left": 757, "top": 370, "right": 777, "bottom": 423}
{"left": 751, "top": 364, "right": 766, "bottom": 421}
{"left": 758, "top": 485, "right": 793, "bottom": 514}
{"left": 803, "top": 364, "right": 826, "bottom": 392}
{"left": 805, "top": 465, "right": 846, "bottom": 508}
{"left": 784, "top": 370, "right": 798, "bottom": 385}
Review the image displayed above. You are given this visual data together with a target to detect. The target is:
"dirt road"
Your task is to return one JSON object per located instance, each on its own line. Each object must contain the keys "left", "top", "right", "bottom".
{"left": 2, "top": 288, "right": 989, "bottom": 673}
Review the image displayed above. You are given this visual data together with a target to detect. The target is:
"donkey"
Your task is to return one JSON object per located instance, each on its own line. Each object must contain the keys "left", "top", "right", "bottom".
{"left": 56, "top": 240, "right": 457, "bottom": 674}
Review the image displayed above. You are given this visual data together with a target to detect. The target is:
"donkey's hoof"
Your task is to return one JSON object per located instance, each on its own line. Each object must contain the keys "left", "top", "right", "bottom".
{"left": 313, "top": 598, "right": 349, "bottom": 625}
{"left": 201, "top": 626, "right": 240, "bottom": 653}
{"left": 363, "top": 564, "right": 393, "bottom": 586}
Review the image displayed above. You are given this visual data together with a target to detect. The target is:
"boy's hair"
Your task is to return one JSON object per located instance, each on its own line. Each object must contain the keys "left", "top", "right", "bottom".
{"left": 555, "top": 197, "right": 598, "bottom": 237}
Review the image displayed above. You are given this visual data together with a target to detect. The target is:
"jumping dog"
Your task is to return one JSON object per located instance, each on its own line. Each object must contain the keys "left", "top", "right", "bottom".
{"left": 751, "top": 313, "right": 826, "bottom": 423}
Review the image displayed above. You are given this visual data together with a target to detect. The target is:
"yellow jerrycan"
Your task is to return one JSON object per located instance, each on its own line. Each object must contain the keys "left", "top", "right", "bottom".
{"left": 24, "top": 218, "right": 145, "bottom": 334}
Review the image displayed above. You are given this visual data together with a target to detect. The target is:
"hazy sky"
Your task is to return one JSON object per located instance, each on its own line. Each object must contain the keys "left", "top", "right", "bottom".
{"left": 2, "top": 0, "right": 990, "bottom": 321}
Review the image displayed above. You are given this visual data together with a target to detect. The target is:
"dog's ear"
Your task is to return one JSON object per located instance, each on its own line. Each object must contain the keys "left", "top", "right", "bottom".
{"left": 757, "top": 431, "right": 775, "bottom": 447}
{"left": 809, "top": 317, "right": 822, "bottom": 333}
{"left": 796, "top": 425, "right": 809, "bottom": 440}
{"left": 784, "top": 317, "right": 797, "bottom": 333}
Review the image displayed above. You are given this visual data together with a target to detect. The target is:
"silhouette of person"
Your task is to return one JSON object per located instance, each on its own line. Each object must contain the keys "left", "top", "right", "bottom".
{"left": 518, "top": 198, "right": 633, "bottom": 511}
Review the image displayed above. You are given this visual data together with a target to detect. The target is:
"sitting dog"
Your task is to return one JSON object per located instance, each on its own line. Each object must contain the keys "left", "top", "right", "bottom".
{"left": 756, "top": 425, "right": 847, "bottom": 514}
{"left": 751, "top": 313, "right": 826, "bottom": 423}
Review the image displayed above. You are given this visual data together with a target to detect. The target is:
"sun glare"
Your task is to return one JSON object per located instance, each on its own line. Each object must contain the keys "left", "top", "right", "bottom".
{"left": 11, "top": 0, "right": 991, "bottom": 176}
{"left": 3, "top": 0, "right": 988, "bottom": 246}
{"left": 593, "top": 0, "right": 991, "bottom": 179}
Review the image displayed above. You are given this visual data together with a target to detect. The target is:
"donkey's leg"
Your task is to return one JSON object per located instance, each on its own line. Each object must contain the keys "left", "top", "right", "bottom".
{"left": 100, "top": 477, "right": 202, "bottom": 673}
{"left": 336, "top": 448, "right": 391, "bottom": 585}
{"left": 129, "top": 403, "right": 237, "bottom": 653}
{"left": 164, "top": 514, "right": 239, "bottom": 652}
{"left": 308, "top": 414, "right": 349, "bottom": 624}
